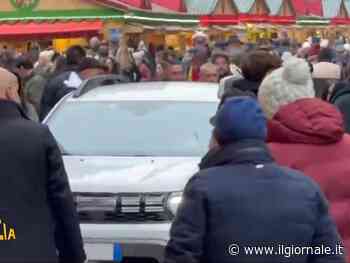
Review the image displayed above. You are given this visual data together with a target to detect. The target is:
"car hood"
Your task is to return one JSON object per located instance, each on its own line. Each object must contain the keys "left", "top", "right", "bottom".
{"left": 64, "top": 156, "right": 200, "bottom": 193}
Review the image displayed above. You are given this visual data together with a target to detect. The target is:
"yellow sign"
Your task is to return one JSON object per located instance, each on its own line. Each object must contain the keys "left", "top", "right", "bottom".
{"left": 0, "top": 219, "right": 16, "bottom": 241}
{"left": 53, "top": 38, "right": 88, "bottom": 53}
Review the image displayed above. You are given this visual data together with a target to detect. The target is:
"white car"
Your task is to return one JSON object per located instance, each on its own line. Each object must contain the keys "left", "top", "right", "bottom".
{"left": 44, "top": 78, "right": 218, "bottom": 263}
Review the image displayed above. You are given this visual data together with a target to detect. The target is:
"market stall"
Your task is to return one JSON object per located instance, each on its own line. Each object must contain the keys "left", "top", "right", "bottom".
{"left": 2, "top": 0, "right": 350, "bottom": 53}
{"left": 0, "top": 0, "right": 125, "bottom": 52}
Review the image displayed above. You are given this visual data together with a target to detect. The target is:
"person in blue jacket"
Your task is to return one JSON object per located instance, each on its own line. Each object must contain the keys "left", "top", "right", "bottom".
{"left": 164, "top": 97, "right": 345, "bottom": 263}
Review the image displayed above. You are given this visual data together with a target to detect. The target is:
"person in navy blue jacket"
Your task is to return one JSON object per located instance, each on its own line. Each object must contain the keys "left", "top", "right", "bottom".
{"left": 164, "top": 97, "right": 345, "bottom": 263}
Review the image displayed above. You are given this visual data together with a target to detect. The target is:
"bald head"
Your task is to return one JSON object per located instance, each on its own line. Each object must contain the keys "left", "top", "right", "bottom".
{"left": 0, "top": 68, "right": 18, "bottom": 88}
{"left": 0, "top": 67, "right": 20, "bottom": 103}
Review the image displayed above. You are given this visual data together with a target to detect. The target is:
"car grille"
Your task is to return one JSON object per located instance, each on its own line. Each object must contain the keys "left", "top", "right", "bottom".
{"left": 74, "top": 193, "right": 173, "bottom": 223}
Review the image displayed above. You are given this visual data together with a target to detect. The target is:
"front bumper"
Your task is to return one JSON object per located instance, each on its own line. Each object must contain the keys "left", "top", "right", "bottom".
{"left": 82, "top": 223, "right": 171, "bottom": 262}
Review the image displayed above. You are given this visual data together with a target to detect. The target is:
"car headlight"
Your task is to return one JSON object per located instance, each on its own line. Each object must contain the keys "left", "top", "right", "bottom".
{"left": 167, "top": 192, "right": 183, "bottom": 216}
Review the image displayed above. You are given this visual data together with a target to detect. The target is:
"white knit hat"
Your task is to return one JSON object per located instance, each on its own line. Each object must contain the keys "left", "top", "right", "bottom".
{"left": 258, "top": 56, "right": 315, "bottom": 119}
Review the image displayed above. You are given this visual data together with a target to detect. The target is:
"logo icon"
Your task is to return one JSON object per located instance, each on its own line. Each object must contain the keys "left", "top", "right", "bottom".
{"left": 10, "top": 0, "right": 39, "bottom": 10}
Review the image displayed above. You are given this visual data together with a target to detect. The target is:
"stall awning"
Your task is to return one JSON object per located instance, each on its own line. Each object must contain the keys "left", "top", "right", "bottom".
{"left": 331, "top": 17, "right": 350, "bottom": 25}
{"left": 200, "top": 14, "right": 295, "bottom": 26}
{"left": 0, "top": 21, "right": 103, "bottom": 40}
{"left": 291, "top": 0, "right": 323, "bottom": 16}
{"left": 200, "top": 15, "right": 239, "bottom": 26}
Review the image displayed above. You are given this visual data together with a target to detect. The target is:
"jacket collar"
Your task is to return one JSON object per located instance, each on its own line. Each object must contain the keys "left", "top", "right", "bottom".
{"left": 0, "top": 100, "right": 29, "bottom": 120}
{"left": 199, "top": 139, "right": 274, "bottom": 170}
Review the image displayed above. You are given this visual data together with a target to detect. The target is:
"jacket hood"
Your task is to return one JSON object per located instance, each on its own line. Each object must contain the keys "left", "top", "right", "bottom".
{"left": 268, "top": 98, "right": 344, "bottom": 144}
{"left": 231, "top": 78, "right": 260, "bottom": 95}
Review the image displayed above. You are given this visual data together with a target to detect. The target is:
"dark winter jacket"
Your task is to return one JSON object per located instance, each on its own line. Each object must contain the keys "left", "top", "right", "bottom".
{"left": 40, "top": 70, "right": 76, "bottom": 120}
{"left": 25, "top": 71, "right": 48, "bottom": 114}
{"left": 329, "top": 82, "right": 350, "bottom": 133}
{"left": 165, "top": 140, "right": 344, "bottom": 263}
{"left": 0, "top": 100, "right": 86, "bottom": 263}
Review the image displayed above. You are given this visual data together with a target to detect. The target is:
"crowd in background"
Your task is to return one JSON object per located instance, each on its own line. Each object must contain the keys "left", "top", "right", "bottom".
{"left": 1, "top": 31, "right": 350, "bottom": 128}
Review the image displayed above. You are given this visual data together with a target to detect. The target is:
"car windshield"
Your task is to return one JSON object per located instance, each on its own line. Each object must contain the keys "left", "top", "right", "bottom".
{"left": 48, "top": 101, "right": 217, "bottom": 157}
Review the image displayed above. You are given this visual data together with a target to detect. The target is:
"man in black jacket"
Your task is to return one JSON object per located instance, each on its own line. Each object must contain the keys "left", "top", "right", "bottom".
{"left": 164, "top": 97, "right": 345, "bottom": 263}
{"left": 0, "top": 67, "right": 86, "bottom": 262}
{"left": 329, "top": 81, "right": 350, "bottom": 133}
{"left": 40, "top": 45, "right": 86, "bottom": 120}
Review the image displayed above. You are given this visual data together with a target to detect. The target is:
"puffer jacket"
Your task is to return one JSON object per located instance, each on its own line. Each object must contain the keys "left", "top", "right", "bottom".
{"left": 165, "top": 140, "right": 344, "bottom": 263}
{"left": 268, "top": 98, "right": 350, "bottom": 262}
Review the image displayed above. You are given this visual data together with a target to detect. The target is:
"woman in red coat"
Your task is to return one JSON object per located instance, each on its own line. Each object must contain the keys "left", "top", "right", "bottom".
{"left": 259, "top": 56, "right": 350, "bottom": 261}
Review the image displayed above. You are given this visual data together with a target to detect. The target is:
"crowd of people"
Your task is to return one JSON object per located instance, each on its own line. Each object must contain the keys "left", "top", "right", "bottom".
{"left": 1, "top": 30, "right": 350, "bottom": 262}
{"left": 2, "top": 32, "right": 350, "bottom": 125}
